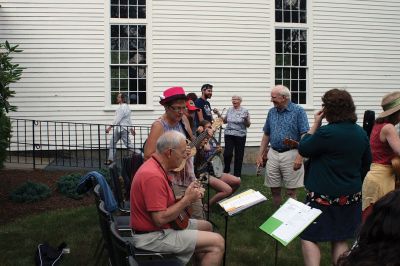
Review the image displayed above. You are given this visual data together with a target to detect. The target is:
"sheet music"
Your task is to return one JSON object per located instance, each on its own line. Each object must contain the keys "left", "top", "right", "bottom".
{"left": 272, "top": 198, "right": 307, "bottom": 222}
{"left": 259, "top": 198, "right": 322, "bottom": 246}
{"left": 219, "top": 189, "right": 267, "bottom": 216}
{"left": 271, "top": 208, "right": 321, "bottom": 242}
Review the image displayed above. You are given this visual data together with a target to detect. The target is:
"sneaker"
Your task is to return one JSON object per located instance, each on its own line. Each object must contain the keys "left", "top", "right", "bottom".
{"left": 104, "top": 160, "right": 113, "bottom": 165}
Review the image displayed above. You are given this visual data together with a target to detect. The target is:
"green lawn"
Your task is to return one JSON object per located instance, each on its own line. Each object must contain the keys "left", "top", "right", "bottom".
{"left": 0, "top": 175, "right": 335, "bottom": 266}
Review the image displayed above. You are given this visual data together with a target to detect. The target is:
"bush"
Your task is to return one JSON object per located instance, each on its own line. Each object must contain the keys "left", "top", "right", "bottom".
{"left": 57, "top": 173, "right": 83, "bottom": 199}
{"left": 10, "top": 181, "right": 52, "bottom": 203}
{"left": 0, "top": 41, "right": 24, "bottom": 169}
{"left": 0, "top": 112, "right": 11, "bottom": 169}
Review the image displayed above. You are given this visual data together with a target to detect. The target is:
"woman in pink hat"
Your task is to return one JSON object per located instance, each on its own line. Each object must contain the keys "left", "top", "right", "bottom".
{"left": 362, "top": 91, "right": 400, "bottom": 221}
{"left": 144, "top": 87, "right": 206, "bottom": 220}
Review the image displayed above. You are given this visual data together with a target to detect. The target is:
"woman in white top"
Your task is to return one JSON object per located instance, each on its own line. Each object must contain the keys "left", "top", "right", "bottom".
{"left": 223, "top": 95, "right": 251, "bottom": 178}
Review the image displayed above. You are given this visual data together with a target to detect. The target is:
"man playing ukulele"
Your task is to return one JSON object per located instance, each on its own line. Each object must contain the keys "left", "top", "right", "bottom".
{"left": 131, "top": 131, "right": 224, "bottom": 265}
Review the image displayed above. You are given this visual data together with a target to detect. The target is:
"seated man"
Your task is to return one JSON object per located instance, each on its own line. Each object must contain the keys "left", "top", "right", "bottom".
{"left": 130, "top": 131, "right": 224, "bottom": 265}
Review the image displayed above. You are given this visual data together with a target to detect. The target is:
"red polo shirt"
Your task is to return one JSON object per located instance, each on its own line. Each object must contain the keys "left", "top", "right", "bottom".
{"left": 130, "top": 155, "right": 175, "bottom": 231}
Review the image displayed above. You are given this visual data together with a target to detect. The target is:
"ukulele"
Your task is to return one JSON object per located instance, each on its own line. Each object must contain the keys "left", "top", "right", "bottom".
{"left": 173, "top": 118, "right": 223, "bottom": 172}
{"left": 170, "top": 198, "right": 193, "bottom": 230}
{"left": 170, "top": 180, "right": 203, "bottom": 230}
{"left": 283, "top": 137, "right": 299, "bottom": 148}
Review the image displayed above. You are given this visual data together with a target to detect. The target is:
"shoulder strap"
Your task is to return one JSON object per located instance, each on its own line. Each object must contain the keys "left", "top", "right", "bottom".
{"left": 179, "top": 120, "right": 191, "bottom": 139}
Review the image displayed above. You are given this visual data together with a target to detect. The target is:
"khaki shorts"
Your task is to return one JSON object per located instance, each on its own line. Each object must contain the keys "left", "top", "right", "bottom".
{"left": 173, "top": 184, "right": 205, "bottom": 220}
{"left": 131, "top": 219, "right": 198, "bottom": 264}
{"left": 264, "top": 148, "right": 304, "bottom": 189}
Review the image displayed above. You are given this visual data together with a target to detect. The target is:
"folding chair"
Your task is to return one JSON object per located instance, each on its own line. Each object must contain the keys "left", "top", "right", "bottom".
{"left": 109, "top": 222, "right": 183, "bottom": 266}
{"left": 109, "top": 162, "right": 131, "bottom": 213}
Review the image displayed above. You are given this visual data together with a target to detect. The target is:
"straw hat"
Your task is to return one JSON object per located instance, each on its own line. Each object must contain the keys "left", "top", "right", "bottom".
{"left": 378, "top": 91, "right": 400, "bottom": 118}
{"left": 159, "top": 87, "right": 187, "bottom": 105}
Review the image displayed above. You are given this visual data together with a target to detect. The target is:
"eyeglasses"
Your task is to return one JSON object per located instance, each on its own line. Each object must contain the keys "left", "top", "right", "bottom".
{"left": 168, "top": 106, "right": 187, "bottom": 113}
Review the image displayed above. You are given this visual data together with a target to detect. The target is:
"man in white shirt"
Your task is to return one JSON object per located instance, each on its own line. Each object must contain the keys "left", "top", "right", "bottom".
{"left": 105, "top": 93, "right": 136, "bottom": 165}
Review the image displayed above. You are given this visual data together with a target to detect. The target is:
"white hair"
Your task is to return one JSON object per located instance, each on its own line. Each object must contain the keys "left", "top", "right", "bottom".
{"left": 274, "top": 85, "right": 291, "bottom": 100}
{"left": 156, "top": 131, "right": 186, "bottom": 154}
{"left": 232, "top": 95, "right": 242, "bottom": 101}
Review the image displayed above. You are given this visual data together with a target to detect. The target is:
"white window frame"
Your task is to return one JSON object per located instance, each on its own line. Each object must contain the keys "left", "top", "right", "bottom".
{"left": 271, "top": 0, "right": 313, "bottom": 108}
{"left": 104, "top": 0, "right": 153, "bottom": 110}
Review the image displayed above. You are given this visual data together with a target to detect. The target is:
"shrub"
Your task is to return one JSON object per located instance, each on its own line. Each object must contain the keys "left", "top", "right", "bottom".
{"left": 57, "top": 173, "right": 83, "bottom": 199}
{"left": 0, "top": 41, "right": 24, "bottom": 169}
{"left": 0, "top": 112, "right": 11, "bottom": 168}
{"left": 10, "top": 181, "right": 51, "bottom": 203}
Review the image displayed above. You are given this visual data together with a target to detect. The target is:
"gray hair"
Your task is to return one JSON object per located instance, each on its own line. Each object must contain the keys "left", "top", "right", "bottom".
{"left": 156, "top": 131, "right": 186, "bottom": 154}
{"left": 232, "top": 95, "right": 242, "bottom": 101}
{"left": 275, "top": 85, "right": 291, "bottom": 100}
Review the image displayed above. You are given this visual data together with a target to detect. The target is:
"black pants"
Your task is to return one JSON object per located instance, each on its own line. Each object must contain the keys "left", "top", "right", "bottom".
{"left": 223, "top": 134, "right": 246, "bottom": 177}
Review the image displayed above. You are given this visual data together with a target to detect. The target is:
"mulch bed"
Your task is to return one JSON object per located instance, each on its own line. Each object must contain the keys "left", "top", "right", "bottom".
{"left": 0, "top": 169, "right": 94, "bottom": 225}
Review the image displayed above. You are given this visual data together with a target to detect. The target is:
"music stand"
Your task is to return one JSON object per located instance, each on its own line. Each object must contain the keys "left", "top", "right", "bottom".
{"left": 218, "top": 191, "right": 267, "bottom": 266}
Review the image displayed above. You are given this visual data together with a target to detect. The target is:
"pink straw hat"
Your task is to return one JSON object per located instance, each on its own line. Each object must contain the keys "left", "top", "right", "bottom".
{"left": 159, "top": 87, "right": 188, "bottom": 105}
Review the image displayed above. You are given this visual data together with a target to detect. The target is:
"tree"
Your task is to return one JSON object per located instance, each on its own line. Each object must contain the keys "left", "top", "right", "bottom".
{"left": 0, "top": 41, "right": 24, "bottom": 168}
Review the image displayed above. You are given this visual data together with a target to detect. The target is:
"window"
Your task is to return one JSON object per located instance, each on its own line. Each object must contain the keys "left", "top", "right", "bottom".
{"left": 275, "top": 0, "right": 308, "bottom": 104}
{"left": 275, "top": 0, "right": 306, "bottom": 23}
{"left": 109, "top": 0, "right": 147, "bottom": 105}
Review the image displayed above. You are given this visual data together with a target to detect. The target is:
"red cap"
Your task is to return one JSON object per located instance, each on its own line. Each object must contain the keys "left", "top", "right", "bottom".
{"left": 186, "top": 99, "right": 199, "bottom": 111}
{"left": 159, "top": 87, "right": 188, "bottom": 105}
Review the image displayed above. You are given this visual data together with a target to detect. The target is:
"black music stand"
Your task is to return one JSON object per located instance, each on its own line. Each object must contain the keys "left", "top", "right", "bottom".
{"left": 218, "top": 191, "right": 267, "bottom": 266}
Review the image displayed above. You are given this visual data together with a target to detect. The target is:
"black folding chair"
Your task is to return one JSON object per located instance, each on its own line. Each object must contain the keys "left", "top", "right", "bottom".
{"left": 109, "top": 163, "right": 131, "bottom": 213}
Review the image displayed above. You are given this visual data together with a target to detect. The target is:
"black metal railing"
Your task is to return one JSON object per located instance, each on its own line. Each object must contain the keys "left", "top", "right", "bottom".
{"left": 6, "top": 118, "right": 150, "bottom": 169}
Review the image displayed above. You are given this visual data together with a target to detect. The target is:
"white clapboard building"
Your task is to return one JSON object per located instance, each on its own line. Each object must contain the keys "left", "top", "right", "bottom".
{"left": 1, "top": 0, "right": 400, "bottom": 148}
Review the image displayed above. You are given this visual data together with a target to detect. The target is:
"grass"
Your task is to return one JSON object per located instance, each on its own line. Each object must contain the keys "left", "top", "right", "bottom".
{"left": 0, "top": 206, "right": 100, "bottom": 266}
{"left": 0, "top": 175, "right": 336, "bottom": 266}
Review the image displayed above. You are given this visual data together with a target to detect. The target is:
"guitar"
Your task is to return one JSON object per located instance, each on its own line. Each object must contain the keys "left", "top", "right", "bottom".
{"left": 173, "top": 118, "right": 223, "bottom": 172}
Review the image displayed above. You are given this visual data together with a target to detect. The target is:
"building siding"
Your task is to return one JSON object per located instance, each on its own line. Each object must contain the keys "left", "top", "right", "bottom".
{"left": 1, "top": 0, "right": 399, "bottom": 149}
{"left": 312, "top": 0, "right": 400, "bottom": 121}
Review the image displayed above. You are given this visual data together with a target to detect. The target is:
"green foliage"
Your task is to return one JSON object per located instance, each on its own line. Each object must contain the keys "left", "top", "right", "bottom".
{"left": 0, "top": 112, "right": 11, "bottom": 169}
{"left": 0, "top": 41, "right": 24, "bottom": 169}
{"left": 10, "top": 181, "right": 52, "bottom": 203}
{"left": 57, "top": 173, "right": 83, "bottom": 199}
{"left": 0, "top": 40, "right": 23, "bottom": 114}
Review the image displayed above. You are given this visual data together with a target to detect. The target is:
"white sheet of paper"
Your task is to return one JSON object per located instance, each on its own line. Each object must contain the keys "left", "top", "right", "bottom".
{"left": 272, "top": 198, "right": 309, "bottom": 222}
{"left": 272, "top": 207, "right": 322, "bottom": 242}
